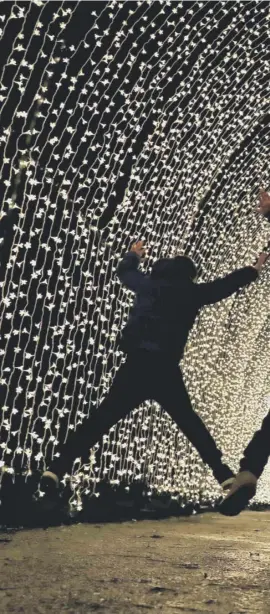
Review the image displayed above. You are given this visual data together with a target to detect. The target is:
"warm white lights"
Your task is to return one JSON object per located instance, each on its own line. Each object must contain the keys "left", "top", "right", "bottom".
{"left": 0, "top": 1, "right": 270, "bottom": 511}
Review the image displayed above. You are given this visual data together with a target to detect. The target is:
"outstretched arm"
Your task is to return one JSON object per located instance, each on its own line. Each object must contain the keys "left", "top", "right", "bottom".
{"left": 196, "top": 252, "right": 269, "bottom": 306}
{"left": 115, "top": 240, "right": 147, "bottom": 292}
{"left": 196, "top": 266, "right": 259, "bottom": 307}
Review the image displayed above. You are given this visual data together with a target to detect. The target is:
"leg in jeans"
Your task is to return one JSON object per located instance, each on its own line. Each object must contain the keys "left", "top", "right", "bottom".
{"left": 153, "top": 360, "right": 234, "bottom": 485}
{"left": 239, "top": 409, "right": 270, "bottom": 479}
{"left": 47, "top": 352, "right": 151, "bottom": 478}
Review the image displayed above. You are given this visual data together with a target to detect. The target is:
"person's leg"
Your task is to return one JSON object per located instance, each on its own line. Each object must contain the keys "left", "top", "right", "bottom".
{"left": 239, "top": 409, "right": 270, "bottom": 478}
{"left": 45, "top": 352, "right": 151, "bottom": 481}
{"left": 153, "top": 360, "right": 234, "bottom": 486}
{"left": 219, "top": 409, "right": 270, "bottom": 516}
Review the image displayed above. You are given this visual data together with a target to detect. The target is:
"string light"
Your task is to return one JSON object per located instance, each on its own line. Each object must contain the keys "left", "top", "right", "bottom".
{"left": 0, "top": 1, "right": 269, "bottom": 512}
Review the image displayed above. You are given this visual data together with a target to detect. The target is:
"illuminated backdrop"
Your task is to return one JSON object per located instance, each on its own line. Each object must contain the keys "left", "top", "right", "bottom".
{"left": 0, "top": 0, "right": 270, "bottom": 512}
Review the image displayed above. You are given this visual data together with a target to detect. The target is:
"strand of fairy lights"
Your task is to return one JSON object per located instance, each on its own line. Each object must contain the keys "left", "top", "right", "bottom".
{"left": 0, "top": 8, "right": 79, "bottom": 466}
{"left": 0, "top": 4, "right": 85, "bottom": 460}
{"left": 0, "top": 0, "right": 268, "bottom": 510}
{"left": 126, "top": 41, "right": 268, "bottom": 209}
{"left": 123, "top": 47, "right": 268, "bottom": 268}
{"left": 86, "top": 0, "right": 270, "bottom": 500}
{"left": 95, "top": 2, "right": 270, "bottom": 498}
{"left": 1, "top": 0, "right": 268, "bottom": 226}
{"left": 109, "top": 3, "right": 266, "bottom": 214}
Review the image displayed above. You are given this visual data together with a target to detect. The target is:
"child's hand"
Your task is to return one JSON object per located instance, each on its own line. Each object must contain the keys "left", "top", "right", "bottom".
{"left": 257, "top": 189, "right": 270, "bottom": 216}
{"left": 253, "top": 252, "right": 270, "bottom": 273}
{"left": 130, "top": 240, "right": 146, "bottom": 258}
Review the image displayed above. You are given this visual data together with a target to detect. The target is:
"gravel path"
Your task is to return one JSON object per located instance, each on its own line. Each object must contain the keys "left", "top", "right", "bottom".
{"left": 1, "top": 510, "right": 270, "bottom": 613}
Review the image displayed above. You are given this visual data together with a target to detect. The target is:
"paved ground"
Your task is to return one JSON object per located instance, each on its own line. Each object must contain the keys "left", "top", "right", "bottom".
{"left": 0, "top": 510, "right": 270, "bottom": 613}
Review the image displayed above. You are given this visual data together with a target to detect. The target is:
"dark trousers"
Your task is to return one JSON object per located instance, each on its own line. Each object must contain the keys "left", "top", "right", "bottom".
{"left": 240, "top": 408, "right": 270, "bottom": 478}
{"left": 47, "top": 350, "right": 233, "bottom": 485}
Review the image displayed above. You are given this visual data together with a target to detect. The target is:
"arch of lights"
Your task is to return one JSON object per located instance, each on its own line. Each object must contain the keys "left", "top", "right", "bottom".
{"left": 0, "top": 0, "right": 270, "bottom": 513}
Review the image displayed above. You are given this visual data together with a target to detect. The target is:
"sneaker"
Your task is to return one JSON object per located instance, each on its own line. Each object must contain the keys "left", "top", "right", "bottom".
{"left": 219, "top": 471, "right": 257, "bottom": 516}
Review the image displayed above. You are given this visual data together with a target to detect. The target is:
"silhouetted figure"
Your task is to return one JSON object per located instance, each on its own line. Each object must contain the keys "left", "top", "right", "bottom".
{"left": 40, "top": 239, "right": 265, "bottom": 508}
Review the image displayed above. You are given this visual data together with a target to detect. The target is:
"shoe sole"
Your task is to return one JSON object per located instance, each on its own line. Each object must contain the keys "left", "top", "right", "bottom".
{"left": 219, "top": 484, "right": 256, "bottom": 516}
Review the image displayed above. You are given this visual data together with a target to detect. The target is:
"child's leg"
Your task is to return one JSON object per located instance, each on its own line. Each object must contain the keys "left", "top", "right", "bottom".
{"left": 46, "top": 353, "right": 150, "bottom": 479}
{"left": 154, "top": 361, "right": 234, "bottom": 485}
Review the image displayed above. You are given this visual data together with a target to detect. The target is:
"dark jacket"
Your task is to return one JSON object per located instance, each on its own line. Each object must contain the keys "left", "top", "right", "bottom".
{"left": 115, "top": 252, "right": 258, "bottom": 362}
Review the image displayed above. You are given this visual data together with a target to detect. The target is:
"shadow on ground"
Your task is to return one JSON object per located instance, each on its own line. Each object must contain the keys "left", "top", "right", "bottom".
{"left": 1, "top": 511, "right": 270, "bottom": 613}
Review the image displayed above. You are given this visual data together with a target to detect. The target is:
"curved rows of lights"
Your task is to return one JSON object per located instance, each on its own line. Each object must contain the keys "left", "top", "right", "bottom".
{"left": 0, "top": 1, "right": 270, "bottom": 512}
